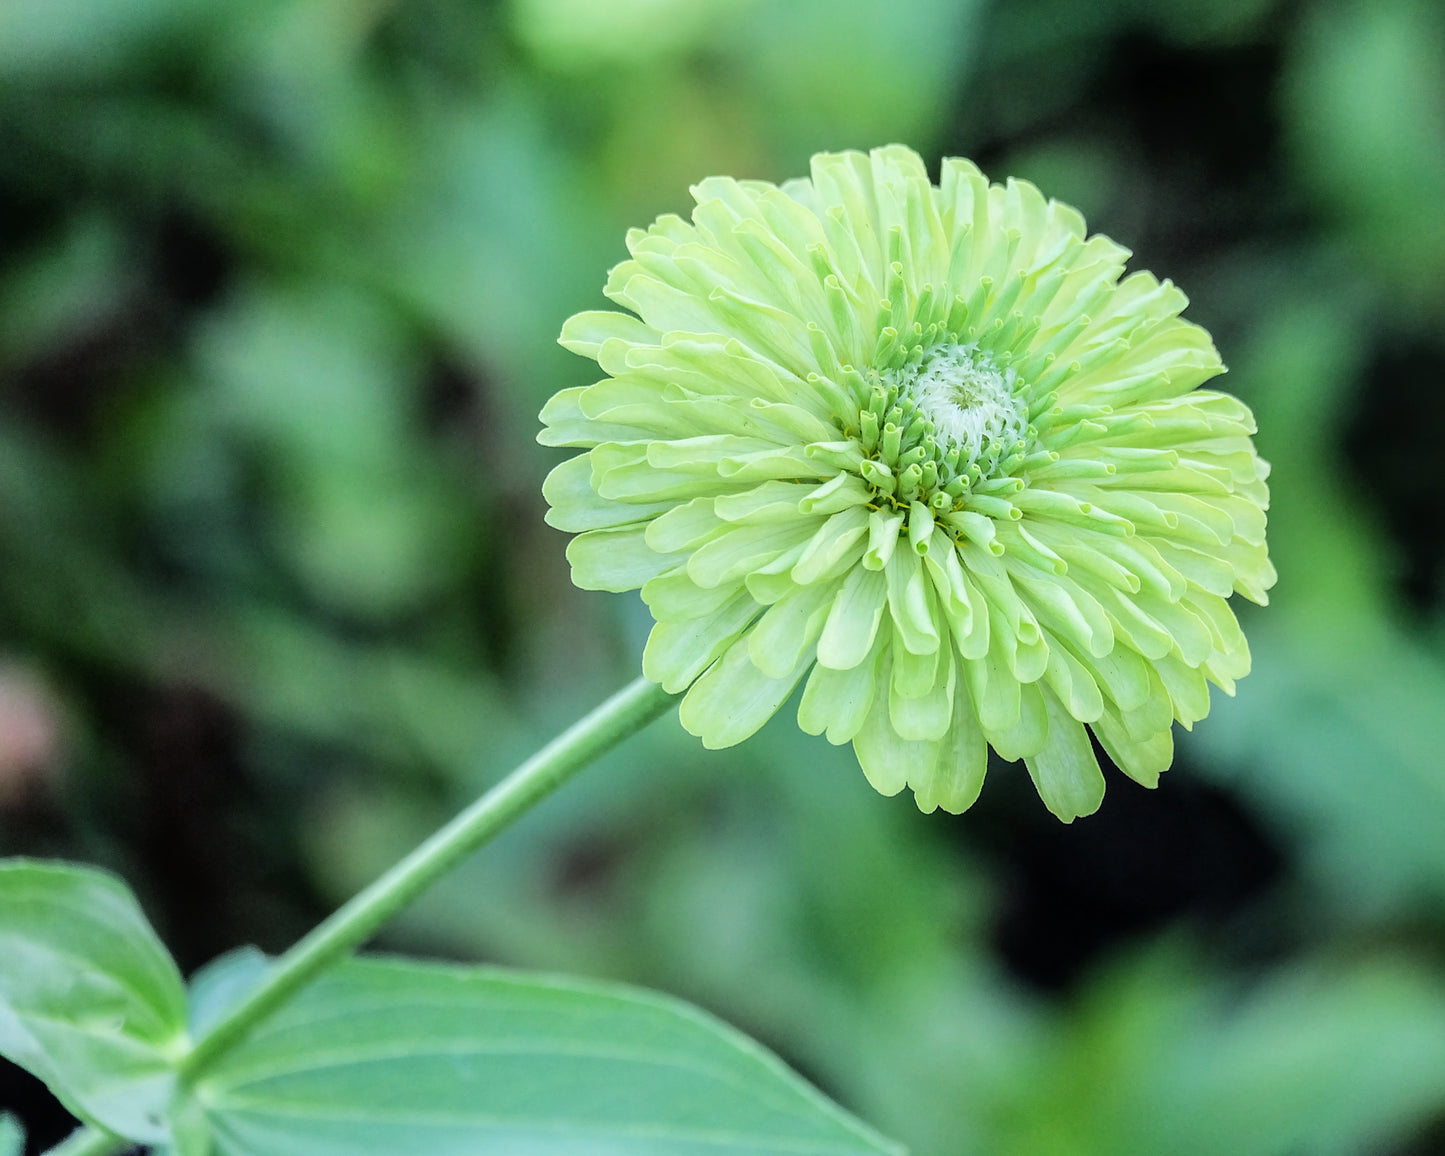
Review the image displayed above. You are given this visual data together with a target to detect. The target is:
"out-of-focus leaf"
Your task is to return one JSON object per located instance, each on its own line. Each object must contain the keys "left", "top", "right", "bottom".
{"left": 0, "top": 0, "right": 200, "bottom": 80}
{"left": 185, "top": 955, "right": 904, "bottom": 1156}
{"left": 0, "top": 216, "right": 132, "bottom": 371}
{"left": 379, "top": 97, "right": 602, "bottom": 394}
{"left": 0, "top": 860, "right": 187, "bottom": 1145}
{"left": 1285, "top": 0, "right": 1445, "bottom": 301}
{"left": 1142, "top": 0, "right": 1281, "bottom": 46}
{"left": 1197, "top": 621, "right": 1445, "bottom": 912}
{"left": 1191, "top": 297, "right": 1445, "bottom": 913}
{"left": 197, "top": 284, "right": 415, "bottom": 465}
{"left": 187, "top": 947, "right": 272, "bottom": 1039}
{"left": 729, "top": 0, "right": 982, "bottom": 157}
{"left": 511, "top": 0, "right": 747, "bottom": 68}
{"left": 195, "top": 283, "right": 475, "bottom": 617}
{"left": 999, "top": 950, "right": 1445, "bottom": 1156}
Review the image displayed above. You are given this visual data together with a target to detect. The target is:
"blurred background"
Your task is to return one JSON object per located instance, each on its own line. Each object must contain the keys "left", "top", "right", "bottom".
{"left": 3, "top": 0, "right": 1445, "bottom": 1151}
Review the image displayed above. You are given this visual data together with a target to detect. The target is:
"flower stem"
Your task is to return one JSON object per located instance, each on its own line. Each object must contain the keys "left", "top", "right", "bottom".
{"left": 182, "top": 674, "right": 676, "bottom": 1076}
{"left": 47, "top": 676, "right": 678, "bottom": 1156}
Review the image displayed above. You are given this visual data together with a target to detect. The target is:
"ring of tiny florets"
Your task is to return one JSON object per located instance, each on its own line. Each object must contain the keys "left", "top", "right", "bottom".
{"left": 841, "top": 341, "right": 1037, "bottom": 538}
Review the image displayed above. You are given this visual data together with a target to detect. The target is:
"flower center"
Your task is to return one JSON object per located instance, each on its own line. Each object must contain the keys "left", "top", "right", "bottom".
{"left": 892, "top": 343, "right": 1029, "bottom": 468}
{"left": 850, "top": 343, "right": 1033, "bottom": 523}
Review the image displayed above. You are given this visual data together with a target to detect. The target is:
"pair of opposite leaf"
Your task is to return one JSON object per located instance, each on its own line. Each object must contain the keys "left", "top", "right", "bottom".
{"left": 540, "top": 145, "right": 1273, "bottom": 822}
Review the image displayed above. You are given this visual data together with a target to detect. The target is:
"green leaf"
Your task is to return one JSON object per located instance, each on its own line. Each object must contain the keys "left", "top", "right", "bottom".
{"left": 187, "top": 955, "right": 903, "bottom": 1156}
{"left": 187, "top": 947, "right": 272, "bottom": 1038}
{"left": 1001, "top": 948, "right": 1445, "bottom": 1156}
{"left": 0, "top": 1113, "right": 24, "bottom": 1156}
{"left": 0, "top": 859, "right": 188, "bottom": 1144}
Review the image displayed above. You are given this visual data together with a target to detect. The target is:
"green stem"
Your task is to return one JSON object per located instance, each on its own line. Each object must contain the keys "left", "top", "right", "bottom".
{"left": 45, "top": 676, "right": 677, "bottom": 1156}
{"left": 184, "top": 675, "right": 675, "bottom": 1075}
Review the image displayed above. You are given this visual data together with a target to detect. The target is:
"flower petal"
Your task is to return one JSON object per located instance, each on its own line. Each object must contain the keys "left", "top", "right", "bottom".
{"left": 988, "top": 678, "right": 1050, "bottom": 761}
{"left": 1093, "top": 706, "right": 1174, "bottom": 788}
{"left": 567, "top": 527, "right": 686, "bottom": 592}
{"left": 747, "top": 581, "right": 836, "bottom": 679}
{"left": 543, "top": 455, "right": 671, "bottom": 532}
{"left": 816, "top": 566, "right": 889, "bottom": 670}
{"left": 1025, "top": 687, "right": 1106, "bottom": 822}
{"left": 679, "top": 636, "right": 811, "bottom": 749}
{"left": 885, "top": 547, "right": 941, "bottom": 655}
{"left": 797, "top": 630, "right": 883, "bottom": 744}
{"left": 913, "top": 675, "right": 989, "bottom": 814}
{"left": 687, "top": 520, "right": 818, "bottom": 588}
{"left": 643, "top": 592, "right": 761, "bottom": 694}
{"left": 890, "top": 640, "right": 955, "bottom": 742}
{"left": 854, "top": 656, "right": 940, "bottom": 798}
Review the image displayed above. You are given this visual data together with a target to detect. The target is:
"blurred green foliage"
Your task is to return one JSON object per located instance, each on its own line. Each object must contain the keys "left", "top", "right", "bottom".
{"left": 2, "top": 0, "right": 1444, "bottom": 1153}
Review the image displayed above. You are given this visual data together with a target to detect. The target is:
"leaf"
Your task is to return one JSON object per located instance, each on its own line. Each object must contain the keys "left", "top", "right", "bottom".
{"left": 1196, "top": 619, "right": 1445, "bottom": 914}
{"left": 1000, "top": 946, "right": 1445, "bottom": 1156}
{"left": 0, "top": 859, "right": 188, "bottom": 1144}
{"left": 0, "top": 1113, "right": 23, "bottom": 1156}
{"left": 187, "top": 947, "right": 272, "bottom": 1038}
{"left": 0, "top": 0, "right": 198, "bottom": 83}
{"left": 186, "top": 955, "right": 904, "bottom": 1156}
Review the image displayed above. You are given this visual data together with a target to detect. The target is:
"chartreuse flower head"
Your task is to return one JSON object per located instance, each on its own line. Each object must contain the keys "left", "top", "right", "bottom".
{"left": 540, "top": 145, "right": 1273, "bottom": 822}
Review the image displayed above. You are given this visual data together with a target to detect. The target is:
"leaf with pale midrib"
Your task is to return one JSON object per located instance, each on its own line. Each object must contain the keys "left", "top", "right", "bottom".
{"left": 0, "top": 859, "right": 188, "bottom": 1145}
{"left": 185, "top": 954, "right": 904, "bottom": 1156}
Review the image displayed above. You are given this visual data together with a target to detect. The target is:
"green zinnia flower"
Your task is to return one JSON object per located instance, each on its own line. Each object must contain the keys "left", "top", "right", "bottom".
{"left": 540, "top": 145, "right": 1274, "bottom": 821}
